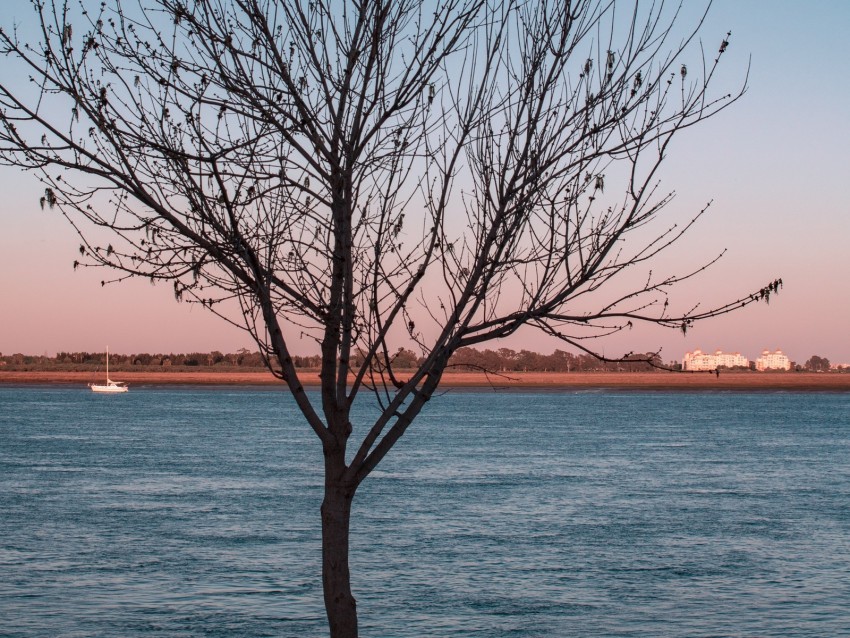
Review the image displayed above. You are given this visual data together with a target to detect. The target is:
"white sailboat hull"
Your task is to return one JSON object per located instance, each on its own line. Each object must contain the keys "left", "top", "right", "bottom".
{"left": 90, "top": 381, "right": 128, "bottom": 393}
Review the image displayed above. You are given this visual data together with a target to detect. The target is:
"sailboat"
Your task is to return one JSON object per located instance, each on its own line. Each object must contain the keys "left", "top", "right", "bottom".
{"left": 90, "top": 346, "right": 128, "bottom": 393}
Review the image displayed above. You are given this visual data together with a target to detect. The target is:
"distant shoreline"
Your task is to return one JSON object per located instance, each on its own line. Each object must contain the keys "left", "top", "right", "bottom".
{"left": 2, "top": 370, "right": 849, "bottom": 392}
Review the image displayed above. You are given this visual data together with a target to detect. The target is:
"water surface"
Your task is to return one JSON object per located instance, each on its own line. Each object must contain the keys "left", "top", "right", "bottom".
{"left": 1, "top": 386, "right": 848, "bottom": 636}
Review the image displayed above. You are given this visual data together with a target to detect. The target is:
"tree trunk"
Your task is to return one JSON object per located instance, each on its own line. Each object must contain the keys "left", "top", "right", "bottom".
{"left": 321, "top": 482, "right": 358, "bottom": 638}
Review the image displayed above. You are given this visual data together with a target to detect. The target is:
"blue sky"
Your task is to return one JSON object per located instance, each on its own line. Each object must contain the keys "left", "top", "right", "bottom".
{"left": 1, "top": 1, "right": 848, "bottom": 364}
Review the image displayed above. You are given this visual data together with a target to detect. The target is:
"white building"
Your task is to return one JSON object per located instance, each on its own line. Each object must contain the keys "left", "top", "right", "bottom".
{"left": 682, "top": 349, "right": 749, "bottom": 371}
{"left": 713, "top": 350, "right": 749, "bottom": 369}
{"left": 755, "top": 349, "right": 791, "bottom": 371}
{"left": 682, "top": 348, "right": 714, "bottom": 371}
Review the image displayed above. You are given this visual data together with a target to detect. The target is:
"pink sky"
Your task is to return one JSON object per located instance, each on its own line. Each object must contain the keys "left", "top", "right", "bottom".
{"left": 2, "top": 1, "right": 848, "bottom": 364}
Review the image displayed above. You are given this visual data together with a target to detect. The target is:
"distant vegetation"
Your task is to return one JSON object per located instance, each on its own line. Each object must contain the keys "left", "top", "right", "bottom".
{"left": 0, "top": 349, "right": 269, "bottom": 371}
{"left": 0, "top": 347, "right": 666, "bottom": 373}
{"left": 0, "top": 348, "right": 844, "bottom": 373}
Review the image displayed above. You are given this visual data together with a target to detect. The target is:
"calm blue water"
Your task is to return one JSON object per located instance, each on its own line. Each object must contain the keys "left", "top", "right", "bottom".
{"left": 1, "top": 386, "right": 848, "bottom": 637}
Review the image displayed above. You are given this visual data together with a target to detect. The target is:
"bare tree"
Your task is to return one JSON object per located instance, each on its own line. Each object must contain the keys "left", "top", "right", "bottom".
{"left": 0, "top": 1, "right": 778, "bottom": 635}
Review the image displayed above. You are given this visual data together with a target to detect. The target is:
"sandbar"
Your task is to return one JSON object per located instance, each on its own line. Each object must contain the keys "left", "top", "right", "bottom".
{"left": 1, "top": 370, "right": 848, "bottom": 391}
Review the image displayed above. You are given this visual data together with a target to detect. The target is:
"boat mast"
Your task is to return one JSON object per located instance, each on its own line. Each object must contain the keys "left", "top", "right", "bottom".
{"left": 106, "top": 346, "right": 109, "bottom": 381}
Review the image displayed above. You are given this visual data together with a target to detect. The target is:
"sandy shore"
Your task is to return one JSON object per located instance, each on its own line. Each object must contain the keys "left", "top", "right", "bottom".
{"left": 1, "top": 369, "right": 849, "bottom": 391}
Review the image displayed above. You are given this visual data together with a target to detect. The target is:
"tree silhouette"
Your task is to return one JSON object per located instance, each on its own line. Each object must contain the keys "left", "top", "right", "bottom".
{"left": 805, "top": 355, "right": 830, "bottom": 372}
{"left": 1, "top": 1, "right": 778, "bottom": 635}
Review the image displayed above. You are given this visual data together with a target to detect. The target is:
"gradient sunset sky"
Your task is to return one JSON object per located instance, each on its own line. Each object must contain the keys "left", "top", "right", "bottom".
{"left": 1, "top": 1, "right": 848, "bottom": 364}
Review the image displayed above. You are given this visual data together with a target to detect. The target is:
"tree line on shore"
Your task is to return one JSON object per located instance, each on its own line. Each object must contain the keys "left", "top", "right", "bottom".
{"left": 0, "top": 347, "right": 666, "bottom": 372}
{"left": 1, "top": 348, "right": 842, "bottom": 373}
